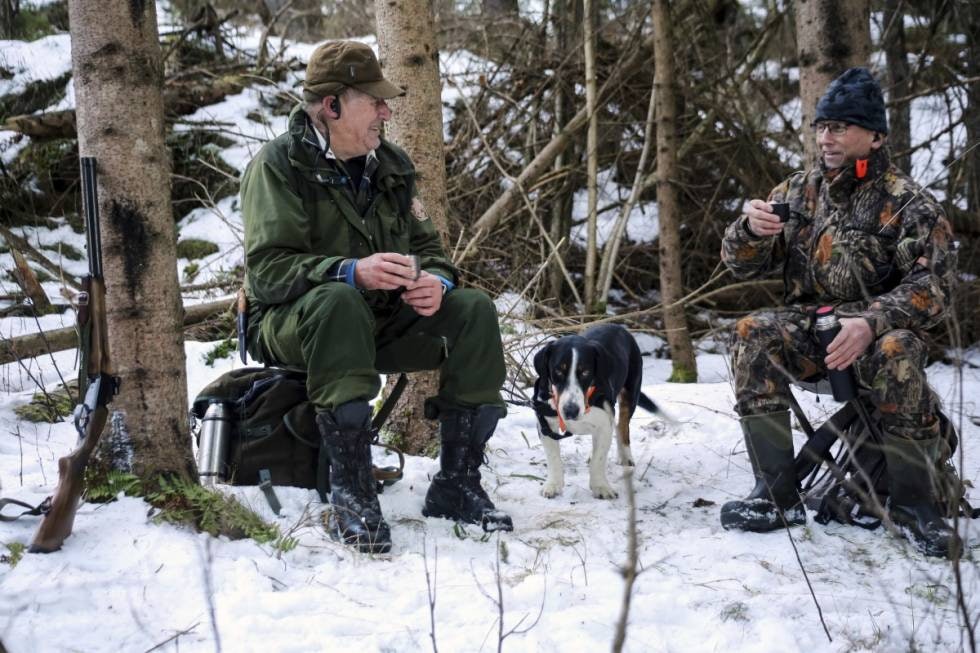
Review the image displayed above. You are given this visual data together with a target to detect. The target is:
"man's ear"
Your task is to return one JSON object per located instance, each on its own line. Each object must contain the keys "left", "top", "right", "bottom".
{"left": 871, "top": 132, "right": 884, "bottom": 149}
{"left": 324, "top": 95, "right": 341, "bottom": 120}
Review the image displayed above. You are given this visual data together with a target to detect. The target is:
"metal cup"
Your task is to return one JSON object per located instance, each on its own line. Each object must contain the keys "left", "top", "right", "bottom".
{"left": 770, "top": 202, "right": 791, "bottom": 222}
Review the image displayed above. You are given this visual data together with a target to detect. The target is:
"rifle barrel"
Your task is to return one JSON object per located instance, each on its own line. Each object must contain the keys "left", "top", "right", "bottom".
{"left": 79, "top": 157, "right": 102, "bottom": 279}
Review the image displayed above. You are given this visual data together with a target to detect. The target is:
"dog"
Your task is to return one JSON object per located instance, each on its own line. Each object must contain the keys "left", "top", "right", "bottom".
{"left": 532, "top": 324, "right": 660, "bottom": 499}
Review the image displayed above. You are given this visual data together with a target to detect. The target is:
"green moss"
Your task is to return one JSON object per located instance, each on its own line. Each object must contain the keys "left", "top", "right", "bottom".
{"left": 1, "top": 542, "right": 26, "bottom": 567}
{"left": 176, "top": 238, "right": 219, "bottom": 260}
{"left": 147, "top": 476, "right": 283, "bottom": 544}
{"left": 202, "top": 338, "right": 236, "bottom": 366}
{"left": 14, "top": 385, "right": 74, "bottom": 423}
{"left": 57, "top": 242, "right": 84, "bottom": 261}
{"left": 84, "top": 471, "right": 295, "bottom": 550}
{"left": 667, "top": 365, "right": 698, "bottom": 383}
{"left": 183, "top": 262, "right": 200, "bottom": 283}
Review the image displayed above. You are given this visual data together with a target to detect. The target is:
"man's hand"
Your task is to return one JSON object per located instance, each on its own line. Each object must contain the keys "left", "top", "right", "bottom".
{"left": 824, "top": 317, "right": 874, "bottom": 371}
{"left": 402, "top": 272, "right": 443, "bottom": 316}
{"left": 354, "top": 252, "right": 418, "bottom": 290}
{"left": 743, "top": 199, "right": 785, "bottom": 237}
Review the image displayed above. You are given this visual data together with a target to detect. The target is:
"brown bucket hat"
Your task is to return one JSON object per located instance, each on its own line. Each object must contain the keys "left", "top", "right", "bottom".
{"left": 304, "top": 41, "right": 405, "bottom": 100}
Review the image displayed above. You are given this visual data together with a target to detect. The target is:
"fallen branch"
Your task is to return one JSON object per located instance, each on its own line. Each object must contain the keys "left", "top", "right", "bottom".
{"left": 1, "top": 297, "right": 234, "bottom": 366}
{"left": 0, "top": 225, "right": 82, "bottom": 291}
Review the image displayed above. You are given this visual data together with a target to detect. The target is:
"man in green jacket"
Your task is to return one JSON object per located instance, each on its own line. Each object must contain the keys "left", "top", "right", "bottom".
{"left": 719, "top": 68, "right": 959, "bottom": 557}
{"left": 241, "top": 41, "right": 512, "bottom": 554}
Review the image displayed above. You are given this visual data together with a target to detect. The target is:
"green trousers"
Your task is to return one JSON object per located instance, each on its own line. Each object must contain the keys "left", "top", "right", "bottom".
{"left": 251, "top": 284, "right": 506, "bottom": 413}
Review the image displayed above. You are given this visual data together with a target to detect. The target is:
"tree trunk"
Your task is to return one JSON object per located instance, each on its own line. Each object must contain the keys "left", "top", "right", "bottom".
{"left": 67, "top": 0, "right": 196, "bottom": 481}
{"left": 794, "top": 0, "right": 871, "bottom": 168}
{"left": 582, "top": 0, "right": 599, "bottom": 311}
{"left": 546, "top": 0, "right": 580, "bottom": 307}
{"left": 883, "top": 0, "right": 911, "bottom": 171}
{"left": 962, "top": 0, "right": 980, "bottom": 214}
{"left": 652, "top": 0, "right": 696, "bottom": 382}
{"left": 376, "top": 0, "right": 449, "bottom": 455}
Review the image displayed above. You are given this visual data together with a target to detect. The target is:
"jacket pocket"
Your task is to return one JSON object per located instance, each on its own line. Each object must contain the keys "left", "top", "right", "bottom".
{"left": 813, "top": 225, "right": 897, "bottom": 301}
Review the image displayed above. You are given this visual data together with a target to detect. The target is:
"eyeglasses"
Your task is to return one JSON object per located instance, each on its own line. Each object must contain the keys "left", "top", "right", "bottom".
{"left": 811, "top": 121, "right": 850, "bottom": 135}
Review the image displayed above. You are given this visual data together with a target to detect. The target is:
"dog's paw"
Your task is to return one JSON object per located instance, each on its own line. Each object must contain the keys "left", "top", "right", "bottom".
{"left": 617, "top": 446, "right": 635, "bottom": 467}
{"left": 541, "top": 482, "right": 563, "bottom": 498}
{"left": 591, "top": 484, "right": 619, "bottom": 500}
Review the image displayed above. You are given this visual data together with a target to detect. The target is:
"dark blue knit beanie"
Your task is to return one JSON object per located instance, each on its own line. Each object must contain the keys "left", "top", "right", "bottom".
{"left": 814, "top": 67, "right": 888, "bottom": 134}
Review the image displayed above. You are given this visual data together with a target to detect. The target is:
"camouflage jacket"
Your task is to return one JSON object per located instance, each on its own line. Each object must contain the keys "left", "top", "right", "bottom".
{"left": 720, "top": 147, "right": 956, "bottom": 337}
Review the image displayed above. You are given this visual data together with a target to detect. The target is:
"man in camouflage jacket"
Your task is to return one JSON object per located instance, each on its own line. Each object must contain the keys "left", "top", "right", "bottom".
{"left": 718, "top": 68, "right": 959, "bottom": 557}
{"left": 241, "top": 41, "right": 512, "bottom": 554}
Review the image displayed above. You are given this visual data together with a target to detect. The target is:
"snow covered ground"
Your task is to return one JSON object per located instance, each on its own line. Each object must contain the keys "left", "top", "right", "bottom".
{"left": 3, "top": 338, "right": 980, "bottom": 652}
{"left": 4, "top": 6, "right": 980, "bottom": 652}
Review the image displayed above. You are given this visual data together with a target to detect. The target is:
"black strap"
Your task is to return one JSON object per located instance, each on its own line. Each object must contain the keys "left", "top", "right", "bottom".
{"left": 372, "top": 374, "right": 408, "bottom": 430}
{"left": 0, "top": 496, "right": 51, "bottom": 522}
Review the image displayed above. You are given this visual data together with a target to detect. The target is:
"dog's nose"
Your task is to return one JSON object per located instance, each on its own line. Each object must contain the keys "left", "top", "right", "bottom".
{"left": 562, "top": 402, "right": 580, "bottom": 420}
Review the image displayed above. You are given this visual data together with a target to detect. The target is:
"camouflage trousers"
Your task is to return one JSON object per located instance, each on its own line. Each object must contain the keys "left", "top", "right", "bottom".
{"left": 731, "top": 307, "right": 941, "bottom": 440}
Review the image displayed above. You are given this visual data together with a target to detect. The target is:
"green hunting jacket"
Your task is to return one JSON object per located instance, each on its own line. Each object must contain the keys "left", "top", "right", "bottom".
{"left": 720, "top": 147, "right": 956, "bottom": 338}
{"left": 241, "top": 104, "right": 457, "bottom": 327}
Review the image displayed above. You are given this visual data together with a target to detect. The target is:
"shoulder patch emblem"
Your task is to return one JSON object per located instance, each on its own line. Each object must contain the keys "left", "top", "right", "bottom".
{"left": 411, "top": 197, "right": 429, "bottom": 221}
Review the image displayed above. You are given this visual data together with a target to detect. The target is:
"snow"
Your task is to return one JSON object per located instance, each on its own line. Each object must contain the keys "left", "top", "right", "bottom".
{"left": 3, "top": 9, "right": 980, "bottom": 653}
{"left": 3, "top": 334, "right": 980, "bottom": 652}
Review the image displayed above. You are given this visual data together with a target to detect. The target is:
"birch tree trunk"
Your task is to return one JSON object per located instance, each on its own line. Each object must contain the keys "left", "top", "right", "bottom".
{"left": 67, "top": 0, "right": 196, "bottom": 481}
{"left": 582, "top": 0, "right": 600, "bottom": 311}
{"left": 652, "top": 0, "right": 696, "bottom": 382}
{"left": 376, "top": 0, "right": 448, "bottom": 454}
{"left": 794, "top": 0, "right": 871, "bottom": 168}
{"left": 962, "top": 0, "right": 980, "bottom": 214}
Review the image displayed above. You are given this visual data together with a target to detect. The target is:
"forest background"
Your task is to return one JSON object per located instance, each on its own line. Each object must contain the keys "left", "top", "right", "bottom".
{"left": 1, "top": 0, "right": 980, "bottom": 651}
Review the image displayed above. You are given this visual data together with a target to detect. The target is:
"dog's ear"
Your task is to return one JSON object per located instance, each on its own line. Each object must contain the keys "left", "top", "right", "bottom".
{"left": 589, "top": 341, "right": 616, "bottom": 405}
{"left": 533, "top": 342, "right": 552, "bottom": 383}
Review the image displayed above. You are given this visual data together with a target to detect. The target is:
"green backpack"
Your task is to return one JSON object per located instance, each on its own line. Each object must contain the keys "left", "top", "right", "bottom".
{"left": 191, "top": 367, "right": 320, "bottom": 490}
{"left": 191, "top": 368, "right": 406, "bottom": 506}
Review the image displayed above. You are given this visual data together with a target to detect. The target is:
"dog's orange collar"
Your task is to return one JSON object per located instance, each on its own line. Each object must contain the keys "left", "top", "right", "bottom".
{"left": 584, "top": 385, "right": 596, "bottom": 413}
{"left": 550, "top": 386, "right": 566, "bottom": 433}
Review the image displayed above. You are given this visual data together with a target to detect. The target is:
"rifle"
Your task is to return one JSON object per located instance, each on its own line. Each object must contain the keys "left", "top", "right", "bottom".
{"left": 30, "top": 156, "right": 120, "bottom": 553}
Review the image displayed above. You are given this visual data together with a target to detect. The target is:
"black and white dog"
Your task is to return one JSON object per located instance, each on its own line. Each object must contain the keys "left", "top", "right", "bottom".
{"left": 532, "top": 324, "right": 659, "bottom": 499}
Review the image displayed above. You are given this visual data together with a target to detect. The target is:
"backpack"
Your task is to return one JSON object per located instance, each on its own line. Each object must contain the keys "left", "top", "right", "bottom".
{"left": 191, "top": 367, "right": 320, "bottom": 490}
{"left": 190, "top": 368, "right": 407, "bottom": 507}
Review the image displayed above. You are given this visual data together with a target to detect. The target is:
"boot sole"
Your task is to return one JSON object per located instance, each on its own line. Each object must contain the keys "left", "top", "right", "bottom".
{"left": 720, "top": 501, "right": 806, "bottom": 533}
{"left": 890, "top": 509, "right": 962, "bottom": 559}
{"left": 422, "top": 505, "right": 514, "bottom": 533}
{"left": 323, "top": 511, "right": 392, "bottom": 554}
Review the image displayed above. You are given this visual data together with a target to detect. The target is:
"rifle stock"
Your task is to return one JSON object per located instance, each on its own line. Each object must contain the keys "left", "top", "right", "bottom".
{"left": 29, "top": 406, "right": 108, "bottom": 553}
{"left": 30, "top": 158, "right": 117, "bottom": 553}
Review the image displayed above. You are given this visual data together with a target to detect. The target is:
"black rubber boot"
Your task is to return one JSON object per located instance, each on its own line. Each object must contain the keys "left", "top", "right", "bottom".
{"left": 422, "top": 405, "right": 513, "bottom": 532}
{"left": 721, "top": 410, "right": 806, "bottom": 532}
{"left": 317, "top": 401, "right": 391, "bottom": 554}
{"left": 883, "top": 433, "right": 961, "bottom": 559}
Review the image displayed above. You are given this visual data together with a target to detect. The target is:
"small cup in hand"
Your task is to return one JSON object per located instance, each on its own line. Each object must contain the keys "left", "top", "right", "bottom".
{"left": 769, "top": 202, "right": 791, "bottom": 222}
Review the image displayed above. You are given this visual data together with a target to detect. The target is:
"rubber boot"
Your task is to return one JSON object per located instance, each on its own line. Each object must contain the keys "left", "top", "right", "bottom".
{"left": 721, "top": 410, "right": 806, "bottom": 532}
{"left": 422, "top": 405, "right": 514, "bottom": 532}
{"left": 883, "top": 433, "right": 962, "bottom": 559}
{"left": 317, "top": 401, "right": 391, "bottom": 554}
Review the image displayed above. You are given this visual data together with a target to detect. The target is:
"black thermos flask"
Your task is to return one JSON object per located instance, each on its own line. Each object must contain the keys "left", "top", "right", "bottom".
{"left": 814, "top": 306, "right": 858, "bottom": 402}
